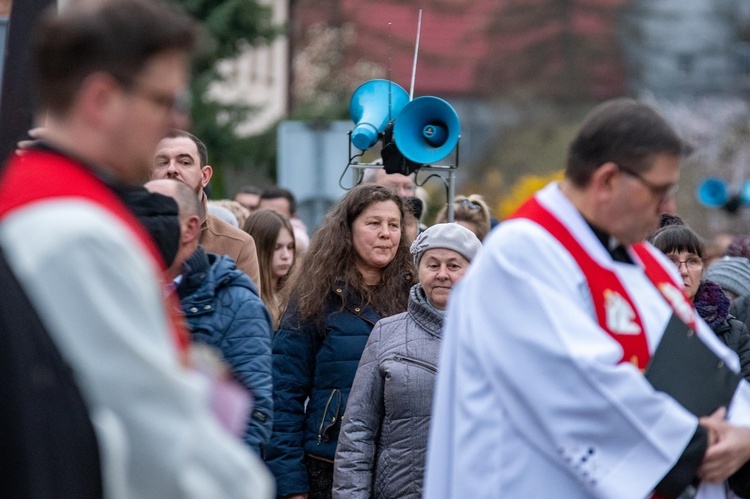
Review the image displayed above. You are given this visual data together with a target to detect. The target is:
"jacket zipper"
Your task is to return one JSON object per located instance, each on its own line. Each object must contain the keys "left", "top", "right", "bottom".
{"left": 393, "top": 355, "right": 438, "bottom": 374}
{"left": 317, "top": 388, "right": 340, "bottom": 444}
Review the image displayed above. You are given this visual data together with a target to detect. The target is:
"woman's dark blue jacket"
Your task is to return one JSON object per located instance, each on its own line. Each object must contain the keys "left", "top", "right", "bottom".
{"left": 177, "top": 246, "right": 273, "bottom": 455}
{"left": 265, "top": 283, "right": 380, "bottom": 497}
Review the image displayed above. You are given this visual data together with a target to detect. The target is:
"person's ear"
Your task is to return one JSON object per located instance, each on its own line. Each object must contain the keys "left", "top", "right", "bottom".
{"left": 201, "top": 165, "right": 213, "bottom": 188}
{"left": 591, "top": 162, "right": 620, "bottom": 201}
{"left": 183, "top": 215, "right": 201, "bottom": 243}
{"left": 76, "top": 72, "right": 123, "bottom": 130}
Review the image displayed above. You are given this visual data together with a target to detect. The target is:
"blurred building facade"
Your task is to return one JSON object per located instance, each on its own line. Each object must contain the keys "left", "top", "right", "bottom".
{"left": 201, "top": 0, "right": 750, "bottom": 231}
{"left": 620, "top": 0, "right": 750, "bottom": 100}
{"left": 0, "top": 1, "right": 11, "bottom": 95}
{"left": 289, "top": 0, "right": 631, "bottom": 170}
{"left": 207, "top": 0, "right": 290, "bottom": 136}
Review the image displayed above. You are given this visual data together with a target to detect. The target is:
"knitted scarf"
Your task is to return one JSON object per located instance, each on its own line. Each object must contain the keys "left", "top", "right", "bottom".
{"left": 693, "top": 279, "right": 730, "bottom": 329}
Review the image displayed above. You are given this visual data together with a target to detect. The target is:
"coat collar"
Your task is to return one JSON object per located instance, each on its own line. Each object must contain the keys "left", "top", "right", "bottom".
{"left": 408, "top": 284, "right": 444, "bottom": 338}
{"left": 331, "top": 280, "right": 380, "bottom": 325}
{"left": 176, "top": 245, "right": 210, "bottom": 300}
{"left": 199, "top": 189, "right": 209, "bottom": 225}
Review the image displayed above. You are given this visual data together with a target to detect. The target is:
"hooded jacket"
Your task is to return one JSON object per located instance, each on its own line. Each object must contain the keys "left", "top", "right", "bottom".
{"left": 177, "top": 246, "right": 273, "bottom": 454}
{"left": 695, "top": 279, "right": 750, "bottom": 381}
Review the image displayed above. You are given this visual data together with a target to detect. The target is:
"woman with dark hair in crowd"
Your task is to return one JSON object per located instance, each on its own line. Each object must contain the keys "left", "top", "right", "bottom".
{"left": 648, "top": 223, "right": 750, "bottom": 380}
{"left": 435, "top": 194, "right": 492, "bottom": 241}
{"left": 243, "top": 209, "right": 295, "bottom": 328}
{"left": 265, "top": 184, "right": 415, "bottom": 499}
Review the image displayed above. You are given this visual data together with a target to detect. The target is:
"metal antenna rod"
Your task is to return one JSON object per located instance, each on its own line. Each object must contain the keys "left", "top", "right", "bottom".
{"left": 387, "top": 22, "right": 393, "bottom": 121}
{"left": 409, "top": 9, "right": 423, "bottom": 101}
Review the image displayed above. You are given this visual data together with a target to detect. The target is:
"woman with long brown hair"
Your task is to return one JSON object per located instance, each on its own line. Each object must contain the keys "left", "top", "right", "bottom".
{"left": 265, "top": 184, "right": 415, "bottom": 499}
{"left": 243, "top": 209, "right": 295, "bottom": 327}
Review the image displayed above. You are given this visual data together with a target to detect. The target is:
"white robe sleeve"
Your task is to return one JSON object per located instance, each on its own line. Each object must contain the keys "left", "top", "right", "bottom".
{"left": 0, "top": 201, "right": 273, "bottom": 499}
{"left": 425, "top": 220, "right": 699, "bottom": 499}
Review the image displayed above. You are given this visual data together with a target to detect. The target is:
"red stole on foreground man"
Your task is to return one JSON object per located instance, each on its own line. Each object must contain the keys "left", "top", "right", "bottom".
{"left": 0, "top": 149, "right": 191, "bottom": 363}
{"left": 511, "top": 196, "right": 698, "bottom": 370}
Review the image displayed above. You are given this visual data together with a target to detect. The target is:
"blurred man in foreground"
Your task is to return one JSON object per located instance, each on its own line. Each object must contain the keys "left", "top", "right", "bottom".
{"left": 426, "top": 100, "right": 750, "bottom": 498}
{"left": 0, "top": 1, "right": 272, "bottom": 497}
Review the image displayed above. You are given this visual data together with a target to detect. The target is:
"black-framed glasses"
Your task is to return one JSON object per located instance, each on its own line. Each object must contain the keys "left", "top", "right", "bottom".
{"left": 617, "top": 164, "right": 679, "bottom": 202}
{"left": 113, "top": 73, "right": 191, "bottom": 115}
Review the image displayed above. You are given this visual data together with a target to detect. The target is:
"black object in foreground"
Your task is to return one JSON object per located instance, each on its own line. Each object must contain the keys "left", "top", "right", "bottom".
{"left": 645, "top": 313, "right": 741, "bottom": 417}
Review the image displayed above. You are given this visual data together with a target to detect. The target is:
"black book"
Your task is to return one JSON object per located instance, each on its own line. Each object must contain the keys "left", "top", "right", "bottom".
{"left": 644, "top": 313, "right": 741, "bottom": 417}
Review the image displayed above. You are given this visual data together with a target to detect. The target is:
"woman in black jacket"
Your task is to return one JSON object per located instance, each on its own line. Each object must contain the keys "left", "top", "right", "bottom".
{"left": 649, "top": 223, "right": 750, "bottom": 380}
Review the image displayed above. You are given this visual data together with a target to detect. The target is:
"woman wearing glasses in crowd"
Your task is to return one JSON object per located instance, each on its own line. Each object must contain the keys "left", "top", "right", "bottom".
{"left": 648, "top": 222, "right": 750, "bottom": 380}
{"left": 434, "top": 194, "right": 492, "bottom": 241}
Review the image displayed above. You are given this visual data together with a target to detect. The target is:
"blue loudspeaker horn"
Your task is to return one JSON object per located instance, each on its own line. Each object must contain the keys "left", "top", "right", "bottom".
{"left": 696, "top": 178, "right": 729, "bottom": 208}
{"left": 696, "top": 178, "right": 750, "bottom": 213}
{"left": 349, "top": 79, "right": 409, "bottom": 151}
{"left": 392, "top": 96, "right": 460, "bottom": 164}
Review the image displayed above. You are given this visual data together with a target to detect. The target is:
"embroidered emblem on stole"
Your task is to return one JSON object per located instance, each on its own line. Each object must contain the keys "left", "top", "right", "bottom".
{"left": 604, "top": 290, "right": 641, "bottom": 335}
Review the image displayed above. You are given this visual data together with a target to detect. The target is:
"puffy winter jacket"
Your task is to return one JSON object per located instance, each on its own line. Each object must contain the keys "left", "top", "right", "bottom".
{"left": 177, "top": 246, "right": 273, "bottom": 454}
{"left": 731, "top": 294, "right": 750, "bottom": 332}
{"left": 265, "top": 283, "right": 381, "bottom": 497}
{"left": 695, "top": 279, "right": 750, "bottom": 381}
{"left": 333, "top": 284, "right": 442, "bottom": 499}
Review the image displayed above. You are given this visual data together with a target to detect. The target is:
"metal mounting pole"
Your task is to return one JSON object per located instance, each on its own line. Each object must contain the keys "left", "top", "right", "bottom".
{"left": 447, "top": 168, "right": 455, "bottom": 223}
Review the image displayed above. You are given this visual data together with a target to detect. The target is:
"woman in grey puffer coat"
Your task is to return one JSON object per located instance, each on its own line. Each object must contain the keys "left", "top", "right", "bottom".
{"left": 332, "top": 223, "right": 482, "bottom": 499}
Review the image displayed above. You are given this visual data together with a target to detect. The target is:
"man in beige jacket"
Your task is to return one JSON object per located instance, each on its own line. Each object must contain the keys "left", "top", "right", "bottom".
{"left": 152, "top": 129, "right": 261, "bottom": 292}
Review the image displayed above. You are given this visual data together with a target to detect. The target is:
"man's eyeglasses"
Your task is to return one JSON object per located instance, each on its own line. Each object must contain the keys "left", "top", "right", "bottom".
{"left": 667, "top": 255, "right": 703, "bottom": 270}
{"left": 136, "top": 86, "right": 191, "bottom": 115}
{"left": 617, "top": 164, "right": 679, "bottom": 202}
{"left": 114, "top": 74, "right": 191, "bottom": 115}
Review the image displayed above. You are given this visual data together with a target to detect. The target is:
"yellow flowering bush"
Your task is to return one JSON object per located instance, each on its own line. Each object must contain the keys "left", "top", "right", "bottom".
{"left": 496, "top": 170, "right": 564, "bottom": 219}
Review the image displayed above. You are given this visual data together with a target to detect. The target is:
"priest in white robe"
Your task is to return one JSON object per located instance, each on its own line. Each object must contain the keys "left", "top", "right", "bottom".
{"left": 424, "top": 99, "right": 750, "bottom": 499}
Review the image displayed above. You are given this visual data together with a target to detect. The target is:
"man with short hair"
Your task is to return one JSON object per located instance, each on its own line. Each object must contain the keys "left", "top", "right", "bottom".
{"left": 259, "top": 185, "right": 310, "bottom": 252}
{"left": 362, "top": 167, "right": 416, "bottom": 197}
{"left": 259, "top": 185, "right": 297, "bottom": 218}
{"left": 235, "top": 185, "right": 262, "bottom": 213}
{"left": 425, "top": 99, "right": 750, "bottom": 498}
{"left": 145, "top": 178, "right": 274, "bottom": 456}
{"left": 152, "top": 129, "right": 262, "bottom": 292}
{"left": 0, "top": 1, "right": 272, "bottom": 497}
